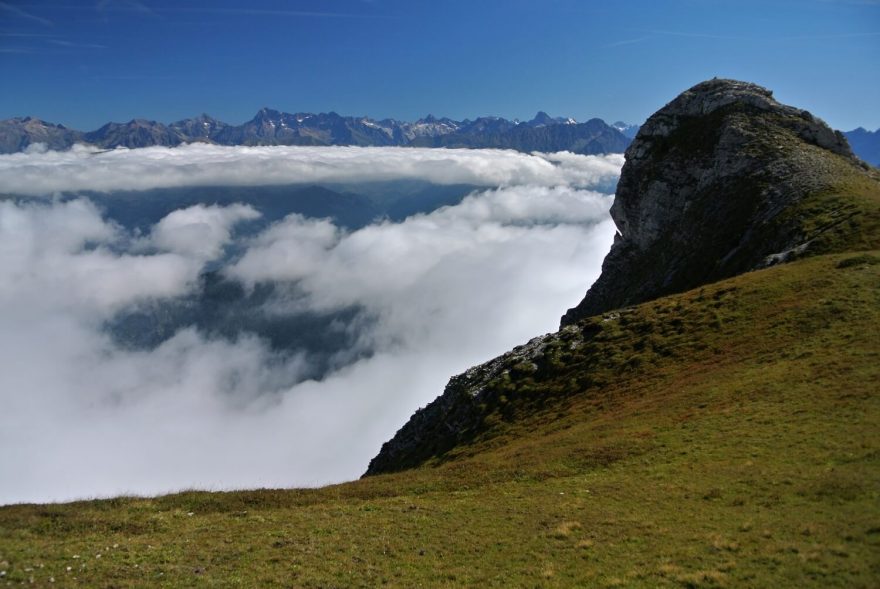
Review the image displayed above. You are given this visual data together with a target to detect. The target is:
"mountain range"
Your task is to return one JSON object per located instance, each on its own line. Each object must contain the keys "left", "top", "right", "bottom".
{"left": 3, "top": 110, "right": 877, "bottom": 168}
{"left": 0, "top": 110, "right": 631, "bottom": 155}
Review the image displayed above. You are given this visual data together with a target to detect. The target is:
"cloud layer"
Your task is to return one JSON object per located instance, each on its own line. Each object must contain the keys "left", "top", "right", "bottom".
{"left": 0, "top": 146, "right": 620, "bottom": 504}
{"left": 0, "top": 143, "right": 624, "bottom": 196}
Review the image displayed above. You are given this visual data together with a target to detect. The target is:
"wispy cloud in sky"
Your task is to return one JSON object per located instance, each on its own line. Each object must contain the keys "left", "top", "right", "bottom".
{"left": 69, "top": 2, "right": 386, "bottom": 20}
{"left": 46, "top": 38, "right": 108, "bottom": 49}
{"left": 817, "top": 0, "right": 880, "bottom": 5}
{"left": 0, "top": 1, "right": 53, "bottom": 26}
{"left": 646, "top": 29, "right": 752, "bottom": 41}
{"left": 602, "top": 36, "right": 652, "bottom": 49}
{"left": 606, "top": 27, "right": 880, "bottom": 49}
{"left": 775, "top": 31, "right": 880, "bottom": 40}
{"left": 162, "top": 6, "right": 389, "bottom": 19}
{"left": 0, "top": 32, "right": 53, "bottom": 37}
{"left": 96, "top": 0, "right": 156, "bottom": 16}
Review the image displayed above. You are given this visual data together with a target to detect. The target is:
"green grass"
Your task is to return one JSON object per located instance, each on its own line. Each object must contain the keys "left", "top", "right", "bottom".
{"left": 2, "top": 250, "right": 879, "bottom": 587}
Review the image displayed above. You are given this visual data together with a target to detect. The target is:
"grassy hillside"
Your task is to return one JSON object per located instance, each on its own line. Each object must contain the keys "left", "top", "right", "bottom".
{"left": 1, "top": 245, "right": 878, "bottom": 587}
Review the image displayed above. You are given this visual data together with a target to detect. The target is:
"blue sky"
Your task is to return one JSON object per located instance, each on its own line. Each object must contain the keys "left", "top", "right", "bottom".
{"left": 1, "top": 0, "right": 878, "bottom": 131}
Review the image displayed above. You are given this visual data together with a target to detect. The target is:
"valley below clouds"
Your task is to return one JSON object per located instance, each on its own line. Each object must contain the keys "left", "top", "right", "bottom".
{"left": 0, "top": 145, "right": 622, "bottom": 504}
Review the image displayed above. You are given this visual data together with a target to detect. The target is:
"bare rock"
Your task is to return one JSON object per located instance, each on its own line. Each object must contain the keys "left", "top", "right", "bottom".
{"left": 561, "top": 78, "right": 859, "bottom": 325}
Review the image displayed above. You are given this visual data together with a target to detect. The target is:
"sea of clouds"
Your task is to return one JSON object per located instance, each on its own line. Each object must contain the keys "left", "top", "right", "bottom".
{"left": 0, "top": 144, "right": 622, "bottom": 504}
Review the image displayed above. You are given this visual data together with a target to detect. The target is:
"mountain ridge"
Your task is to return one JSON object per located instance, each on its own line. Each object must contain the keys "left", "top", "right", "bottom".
{"left": 0, "top": 110, "right": 631, "bottom": 155}
{"left": 3, "top": 112, "right": 876, "bottom": 167}
{"left": 844, "top": 126, "right": 880, "bottom": 167}
{"left": 366, "top": 78, "right": 880, "bottom": 476}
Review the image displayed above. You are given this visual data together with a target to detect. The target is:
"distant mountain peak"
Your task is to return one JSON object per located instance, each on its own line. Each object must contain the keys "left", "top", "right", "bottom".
{"left": 527, "top": 111, "right": 578, "bottom": 127}
{"left": 254, "top": 107, "right": 283, "bottom": 121}
{"left": 531, "top": 110, "right": 554, "bottom": 124}
{"left": 611, "top": 121, "right": 640, "bottom": 138}
{"left": 844, "top": 126, "right": 880, "bottom": 167}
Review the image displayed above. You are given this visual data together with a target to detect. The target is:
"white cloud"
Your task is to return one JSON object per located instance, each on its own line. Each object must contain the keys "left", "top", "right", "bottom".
{"left": 0, "top": 199, "right": 200, "bottom": 314}
{"left": 225, "top": 215, "right": 341, "bottom": 286}
{"left": 0, "top": 143, "right": 623, "bottom": 196}
{"left": 146, "top": 203, "right": 261, "bottom": 260}
{"left": 0, "top": 146, "right": 621, "bottom": 504}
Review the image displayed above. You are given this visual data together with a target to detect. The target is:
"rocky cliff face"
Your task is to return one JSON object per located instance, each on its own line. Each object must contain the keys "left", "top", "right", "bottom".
{"left": 365, "top": 330, "right": 567, "bottom": 475}
{"left": 366, "top": 78, "right": 879, "bottom": 477}
{"left": 561, "top": 78, "right": 862, "bottom": 324}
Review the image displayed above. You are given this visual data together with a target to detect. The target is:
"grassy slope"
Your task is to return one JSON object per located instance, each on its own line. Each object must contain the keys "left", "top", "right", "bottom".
{"left": 1, "top": 173, "right": 879, "bottom": 587}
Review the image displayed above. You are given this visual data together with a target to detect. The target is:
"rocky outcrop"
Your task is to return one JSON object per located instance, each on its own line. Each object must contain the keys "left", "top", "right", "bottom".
{"left": 561, "top": 78, "right": 861, "bottom": 324}
{"left": 366, "top": 78, "right": 879, "bottom": 477}
{"left": 365, "top": 329, "right": 571, "bottom": 475}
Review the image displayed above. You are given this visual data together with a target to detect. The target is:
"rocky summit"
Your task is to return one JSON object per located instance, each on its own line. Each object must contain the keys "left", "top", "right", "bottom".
{"left": 366, "top": 78, "right": 880, "bottom": 476}
{"left": 560, "top": 78, "right": 868, "bottom": 325}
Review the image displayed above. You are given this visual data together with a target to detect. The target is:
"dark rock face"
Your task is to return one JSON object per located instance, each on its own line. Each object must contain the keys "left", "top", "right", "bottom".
{"left": 365, "top": 330, "right": 563, "bottom": 476}
{"left": 561, "top": 78, "right": 859, "bottom": 325}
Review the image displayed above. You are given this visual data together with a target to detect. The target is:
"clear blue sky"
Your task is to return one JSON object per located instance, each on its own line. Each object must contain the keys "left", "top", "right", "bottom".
{"left": 1, "top": 0, "right": 878, "bottom": 131}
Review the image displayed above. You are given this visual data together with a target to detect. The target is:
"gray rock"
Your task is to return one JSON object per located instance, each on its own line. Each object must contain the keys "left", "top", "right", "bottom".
{"left": 364, "top": 329, "right": 571, "bottom": 476}
{"left": 560, "top": 78, "right": 860, "bottom": 325}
